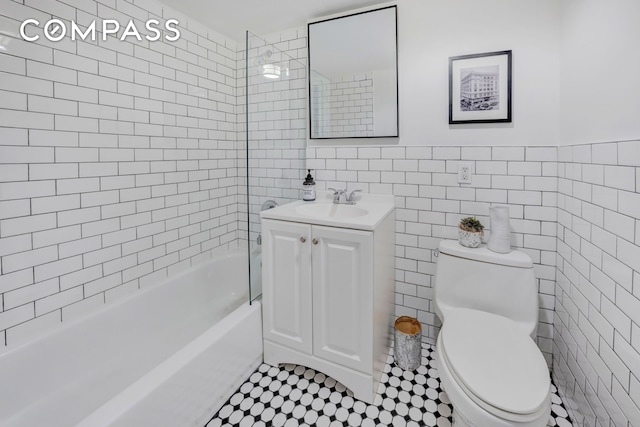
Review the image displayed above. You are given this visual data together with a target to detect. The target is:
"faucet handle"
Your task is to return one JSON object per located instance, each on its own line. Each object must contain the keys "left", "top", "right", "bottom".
{"left": 346, "top": 189, "right": 362, "bottom": 204}
{"left": 328, "top": 188, "right": 346, "bottom": 203}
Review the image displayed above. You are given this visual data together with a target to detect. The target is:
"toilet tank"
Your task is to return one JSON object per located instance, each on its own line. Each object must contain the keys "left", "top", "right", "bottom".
{"left": 434, "top": 240, "right": 539, "bottom": 338}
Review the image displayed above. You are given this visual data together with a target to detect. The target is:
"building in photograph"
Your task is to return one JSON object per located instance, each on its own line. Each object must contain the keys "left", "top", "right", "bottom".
{"left": 460, "top": 69, "right": 499, "bottom": 110}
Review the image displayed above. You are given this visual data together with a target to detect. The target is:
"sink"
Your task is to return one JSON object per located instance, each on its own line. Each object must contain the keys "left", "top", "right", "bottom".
{"left": 260, "top": 192, "right": 394, "bottom": 231}
{"left": 295, "top": 203, "right": 368, "bottom": 219}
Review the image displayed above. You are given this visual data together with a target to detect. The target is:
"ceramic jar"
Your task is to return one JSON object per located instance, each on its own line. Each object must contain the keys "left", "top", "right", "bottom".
{"left": 458, "top": 228, "right": 483, "bottom": 248}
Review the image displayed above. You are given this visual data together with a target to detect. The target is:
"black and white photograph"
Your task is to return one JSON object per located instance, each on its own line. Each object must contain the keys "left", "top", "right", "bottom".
{"left": 449, "top": 50, "right": 512, "bottom": 124}
{"left": 459, "top": 65, "right": 499, "bottom": 111}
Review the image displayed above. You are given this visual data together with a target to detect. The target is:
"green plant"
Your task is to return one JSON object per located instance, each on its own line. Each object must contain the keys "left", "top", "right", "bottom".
{"left": 459, "top": 216, "right": 484, "bottom": 232}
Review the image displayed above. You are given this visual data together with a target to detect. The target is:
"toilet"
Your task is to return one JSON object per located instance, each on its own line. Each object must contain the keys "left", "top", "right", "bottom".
{"left": 433, "top": 240, "right": 551, "bottom": 427}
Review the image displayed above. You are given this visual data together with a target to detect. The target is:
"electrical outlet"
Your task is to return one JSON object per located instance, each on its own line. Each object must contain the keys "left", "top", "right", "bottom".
{"left": 458, "top": 162, "right": 472, "bottom": 184}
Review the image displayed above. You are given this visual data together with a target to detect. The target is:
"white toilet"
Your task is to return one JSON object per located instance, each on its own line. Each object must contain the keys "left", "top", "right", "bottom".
{"left": 433, "top": 240, "right": 551, "bottom": 427}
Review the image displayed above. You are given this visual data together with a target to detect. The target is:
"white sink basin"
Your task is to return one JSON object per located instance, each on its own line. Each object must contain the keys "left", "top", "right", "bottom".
{"left": 296, "top": 203, "right": 368, "bottom": 219}
{"left": 260, "top": 191, "right": 394, "bottom": 231}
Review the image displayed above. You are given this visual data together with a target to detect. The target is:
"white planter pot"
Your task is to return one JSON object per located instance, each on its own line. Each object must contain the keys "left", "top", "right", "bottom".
{"left": 458, "top": 228, "right": 483, "bottom": 248}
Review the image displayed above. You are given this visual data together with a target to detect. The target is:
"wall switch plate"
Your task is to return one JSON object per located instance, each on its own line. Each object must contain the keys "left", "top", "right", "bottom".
{"left": 457, "top": 162, "right": 472, "bottom": 184}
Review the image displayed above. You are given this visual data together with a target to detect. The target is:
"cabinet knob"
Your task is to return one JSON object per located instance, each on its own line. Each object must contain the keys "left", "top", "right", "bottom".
{"left": 300, "top": 236, "right": 306, "bottom": 243}
{"left": 312, "top": 238, "right": 318, "bottom": 245}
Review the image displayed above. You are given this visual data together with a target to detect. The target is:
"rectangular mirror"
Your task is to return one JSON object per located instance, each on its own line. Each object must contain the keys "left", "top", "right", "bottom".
{"left": 308, "top": 6, "right": 398, "bottom": 139}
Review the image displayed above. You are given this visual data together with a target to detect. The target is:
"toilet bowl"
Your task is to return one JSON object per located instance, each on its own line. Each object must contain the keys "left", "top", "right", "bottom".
{"left": 433, "top": 240, "right": 551, "bottom": 427}
{"left": 435, "top": 308, "right": 550, "bottom": 426}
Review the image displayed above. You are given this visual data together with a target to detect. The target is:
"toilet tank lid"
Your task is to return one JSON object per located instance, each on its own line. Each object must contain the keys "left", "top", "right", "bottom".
{"left": 438, "top": 240, "right": 532, "bottom": 268}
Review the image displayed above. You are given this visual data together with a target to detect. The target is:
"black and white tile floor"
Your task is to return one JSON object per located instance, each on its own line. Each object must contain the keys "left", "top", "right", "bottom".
{"left": 206, "top": 344, "right": 573, "bottom": 427}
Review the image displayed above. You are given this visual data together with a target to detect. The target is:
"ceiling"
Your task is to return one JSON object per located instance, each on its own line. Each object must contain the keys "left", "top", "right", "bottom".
{"left": 159, "top": 0, "right": 385, "bottom": 41}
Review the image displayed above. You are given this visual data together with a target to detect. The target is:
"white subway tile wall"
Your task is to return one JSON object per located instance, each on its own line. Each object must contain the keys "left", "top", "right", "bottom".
{"left": 311, "top": 73, "right": 374, "bottom": 138}
{"left": 307, "top": 145, "right": 559, "bottom": 365}
{"left": 236, "top": 29, "right": 307, "bottom": 249}
{"left": 0, "top": 0, "right": 240, "bottom": 347}
{"left": 554, "top": 141, "right": 640, "bottom": 427}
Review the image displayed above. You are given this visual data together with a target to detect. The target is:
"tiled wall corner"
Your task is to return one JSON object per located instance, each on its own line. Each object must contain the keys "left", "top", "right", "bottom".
{"left": 311, "top": 73, "right": 374, "bottom": 138}
{"left": 0, "top": 0, "right": 240, "bottom": 347}
{"left": 236, "top": 27, "right": 308, "bottom": 248}
{"left": 307, "top": 144, "right": 558, "bottom": 365}
{"left": 553, "top": 140, "right": 640, "bottom": 427}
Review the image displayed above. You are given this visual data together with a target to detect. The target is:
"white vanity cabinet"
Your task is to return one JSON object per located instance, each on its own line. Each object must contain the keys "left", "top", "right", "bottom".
{"left": 311, "top": 225, "right": 373, "bottom": 374}
{"left": 260, "top": 194, "right": 395, "bottom": 404}
{"left": 261, "top": 220, "right": 313, "bottom": 355}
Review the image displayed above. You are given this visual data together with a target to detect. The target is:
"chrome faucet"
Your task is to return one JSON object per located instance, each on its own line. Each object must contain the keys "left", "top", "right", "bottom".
{"left": 345, "top": 190, "right": 362, "bottom": 204}
{"left": 328, "top": 188, "right": 361, "bottom": 205}
{"left": 328, "top": 188, "right": 346, "bottom": 204}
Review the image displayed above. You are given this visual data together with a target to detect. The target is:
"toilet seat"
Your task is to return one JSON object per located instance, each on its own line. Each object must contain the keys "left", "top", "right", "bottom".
{"left": 439, "top": 308, "right": 550, "bottom": 421}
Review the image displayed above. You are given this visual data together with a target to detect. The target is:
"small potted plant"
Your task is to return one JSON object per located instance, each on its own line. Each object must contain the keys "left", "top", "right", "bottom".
{"left": 458, "top": 216, "right": 484, "bottom": 248}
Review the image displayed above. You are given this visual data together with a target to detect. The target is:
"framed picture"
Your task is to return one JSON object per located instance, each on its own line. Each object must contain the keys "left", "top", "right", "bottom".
{"left": 449, "top": 50, "right": 512, "bottom": 124}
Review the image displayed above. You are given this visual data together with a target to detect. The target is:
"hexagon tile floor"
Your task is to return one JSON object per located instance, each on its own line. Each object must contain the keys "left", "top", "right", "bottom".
{"left": 206, "top": 344, "right": 573, "bottom": 427}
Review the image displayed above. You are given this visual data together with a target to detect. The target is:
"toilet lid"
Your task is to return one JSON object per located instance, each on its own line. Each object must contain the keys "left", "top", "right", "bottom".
{"left": 440, "top": 308, "right": 550, "bottom": 415}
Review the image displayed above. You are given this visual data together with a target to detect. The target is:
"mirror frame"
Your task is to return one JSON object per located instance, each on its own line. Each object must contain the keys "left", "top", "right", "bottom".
{"left": 307, "top": 5, "right": 399, "bottom": 140}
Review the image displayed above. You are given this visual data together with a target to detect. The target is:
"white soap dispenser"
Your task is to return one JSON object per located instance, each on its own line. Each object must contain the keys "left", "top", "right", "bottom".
{"left": 302, "top": 169, "right": 316, "bottom": 201}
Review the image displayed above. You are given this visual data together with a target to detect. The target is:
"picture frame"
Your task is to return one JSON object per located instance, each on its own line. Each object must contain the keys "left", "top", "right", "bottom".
{"left": 449, "top": 50, "right": 512, "bottom": 124}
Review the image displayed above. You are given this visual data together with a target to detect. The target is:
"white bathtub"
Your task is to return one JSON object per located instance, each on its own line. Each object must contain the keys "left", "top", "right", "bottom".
{"left": 0, "top": 248, "right": 263, "bottom": 427}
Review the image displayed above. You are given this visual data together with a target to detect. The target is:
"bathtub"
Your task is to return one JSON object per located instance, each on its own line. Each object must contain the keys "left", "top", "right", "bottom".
{"left": 0, "top": 248, "right": 263, "bottom": 427}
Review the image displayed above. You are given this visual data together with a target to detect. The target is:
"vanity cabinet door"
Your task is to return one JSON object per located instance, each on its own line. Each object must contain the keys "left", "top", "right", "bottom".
{"left": 311, "top": 225, "right": 373, "bottom": 373}
{"left": 262, "top": 219, "right": 313, "bottom": 354}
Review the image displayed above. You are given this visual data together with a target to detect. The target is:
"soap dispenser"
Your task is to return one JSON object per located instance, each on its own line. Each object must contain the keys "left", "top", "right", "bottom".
{"left": 302, "top": 169, "right": 316, "bottom": 201}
